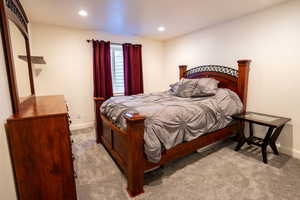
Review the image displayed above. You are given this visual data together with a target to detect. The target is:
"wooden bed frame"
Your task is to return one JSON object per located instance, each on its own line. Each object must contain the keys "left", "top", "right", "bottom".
{"left": 94, "top": 59, "right": 251, "bottom": 197}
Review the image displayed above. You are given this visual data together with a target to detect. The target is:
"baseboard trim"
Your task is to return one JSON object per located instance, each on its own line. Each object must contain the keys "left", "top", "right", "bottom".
{"left": 70, "top": 121, "right": 95, "bottom": 131}
{"left": 278, "top": 145, "right": 300, "bottom": 160}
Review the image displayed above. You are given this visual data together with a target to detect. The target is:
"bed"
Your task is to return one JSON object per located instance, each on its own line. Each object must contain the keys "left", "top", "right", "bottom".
{"left": 94, "top": 59, "right": 251, "bottom": 197}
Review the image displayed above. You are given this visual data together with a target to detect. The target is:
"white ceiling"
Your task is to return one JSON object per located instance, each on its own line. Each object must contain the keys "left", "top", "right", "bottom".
{"left": 22, "top": 0, "right": 289, "bottom": 41}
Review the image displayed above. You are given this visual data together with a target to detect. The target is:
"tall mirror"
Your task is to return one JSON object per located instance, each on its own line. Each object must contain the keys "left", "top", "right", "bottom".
{"left": 8, "top": 20, "right": 32, "bottom": 100}
{"left": 0, "top": 0, "right": 35, "bottom": 113}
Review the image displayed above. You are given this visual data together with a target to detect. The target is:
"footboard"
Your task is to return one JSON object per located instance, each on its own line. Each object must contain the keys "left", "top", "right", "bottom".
{"left": 94, "top": 98, "right": 145, "bottom": 197}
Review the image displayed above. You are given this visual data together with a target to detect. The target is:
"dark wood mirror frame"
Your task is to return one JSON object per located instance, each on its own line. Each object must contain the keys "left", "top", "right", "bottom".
{"left": 0, "top": 0, "right": 35, "bottom": 113}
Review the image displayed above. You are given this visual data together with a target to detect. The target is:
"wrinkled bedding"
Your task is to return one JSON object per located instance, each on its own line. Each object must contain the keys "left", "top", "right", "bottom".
{"left": 100, "top": 88, "right": 243, "bottom": 163}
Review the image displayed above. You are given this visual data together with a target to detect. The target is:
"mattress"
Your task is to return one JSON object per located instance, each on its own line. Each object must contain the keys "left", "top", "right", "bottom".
{"left": 100, "top": 88, "right": 243, "bottom": 163}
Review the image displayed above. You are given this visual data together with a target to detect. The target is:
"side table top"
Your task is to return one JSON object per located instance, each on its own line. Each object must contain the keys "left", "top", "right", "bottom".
{"left": 232, "top": 112, "right": 291, "bottom": 128}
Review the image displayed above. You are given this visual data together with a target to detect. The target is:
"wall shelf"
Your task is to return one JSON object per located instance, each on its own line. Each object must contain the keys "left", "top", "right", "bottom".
{"left": 18, "top": 55, "right": 46, "bottom": 64}
{"left": 18, "top": 55, "right": 46, "bottom": 76}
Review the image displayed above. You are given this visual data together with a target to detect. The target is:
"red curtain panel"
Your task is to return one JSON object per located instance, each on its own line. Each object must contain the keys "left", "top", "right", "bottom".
{"left": 122, "top": 43, "right": 144, "bottom": 95}
{"left": 93, "top": 40, "right": 113, "bottom": 99}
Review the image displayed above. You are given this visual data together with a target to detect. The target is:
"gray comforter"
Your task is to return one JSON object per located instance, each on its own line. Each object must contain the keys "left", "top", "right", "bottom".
{"left": 100, "top": 88, "right": 243, "bottom": 163}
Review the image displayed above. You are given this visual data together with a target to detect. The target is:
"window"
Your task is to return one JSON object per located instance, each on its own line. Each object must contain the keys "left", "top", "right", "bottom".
{"left": 110, "top": 44, "right": 124, "bottom": 95}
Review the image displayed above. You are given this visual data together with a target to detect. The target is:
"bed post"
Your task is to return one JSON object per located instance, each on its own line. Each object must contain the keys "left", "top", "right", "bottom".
{"left": 124, "top": 113, "right": 145, "bottom": 197}
{"left": 179, "top": 65, "right": 187, "bottom": 80}
{"left": 94, "top": 97, "right": 105, "bottom": 143}
{"left": 237, "top": 60, "right": 251, "bottom": 113}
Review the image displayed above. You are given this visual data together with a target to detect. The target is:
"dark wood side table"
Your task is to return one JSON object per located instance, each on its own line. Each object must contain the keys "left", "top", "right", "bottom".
{"left": 233, "top": 112, "right": 291, "bottom": 164}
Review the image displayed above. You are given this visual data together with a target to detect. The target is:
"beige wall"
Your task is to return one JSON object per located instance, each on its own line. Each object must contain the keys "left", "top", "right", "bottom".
{"left": 30, "top": 23, "right": 164, "bottom": 129}
{"left": 164, "top": 0, "right": 300, "bottom": 158}
{"left": 0, "top": 27, "right": 17, "bottom": 200}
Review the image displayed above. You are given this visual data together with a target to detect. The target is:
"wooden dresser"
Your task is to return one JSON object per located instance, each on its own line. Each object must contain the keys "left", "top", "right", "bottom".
{"left": 6, "top": 95, "right": 77, "bottom": 200}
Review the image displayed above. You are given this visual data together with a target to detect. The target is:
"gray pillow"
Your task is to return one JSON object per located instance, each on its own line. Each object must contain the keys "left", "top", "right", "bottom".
{"left": 173, "top": 78, "right": 219, "bottom": 98}
{"left": 191, "top": 78, "right": 219, "bottom": 97}
{"left": 173, "top": 79, "right": 198, "bottom": 97}
{"left": 169, "top": 82, "right": 179, "bottom": 94}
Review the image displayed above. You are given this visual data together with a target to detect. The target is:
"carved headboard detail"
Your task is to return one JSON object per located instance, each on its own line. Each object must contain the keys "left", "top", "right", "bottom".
{"left": 185, "top": 65, "right": 238, "bottom": 78}
{"left": 179, "top": 60, "right": 251, "bottom": 112}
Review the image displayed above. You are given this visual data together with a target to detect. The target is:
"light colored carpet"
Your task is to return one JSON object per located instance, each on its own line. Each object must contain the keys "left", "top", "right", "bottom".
{"left": 71, "top": 128, "right": 300, "bottom": 200}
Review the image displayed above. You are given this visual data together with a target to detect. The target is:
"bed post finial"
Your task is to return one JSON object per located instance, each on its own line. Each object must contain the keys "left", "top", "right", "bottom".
{"left": 179, "top": 65, "right": 187, "bottom": 80}
{"left": 237, "top": 59, "right": 251, "bottom": 113}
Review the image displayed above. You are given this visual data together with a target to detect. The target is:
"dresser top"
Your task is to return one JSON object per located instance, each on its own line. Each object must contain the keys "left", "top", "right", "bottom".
{"left": 8, "top": 95, "right": 68, "bottom": 121}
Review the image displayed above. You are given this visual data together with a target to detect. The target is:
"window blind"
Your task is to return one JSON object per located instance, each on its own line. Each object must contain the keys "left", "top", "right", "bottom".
{"left": 110, "top": 44, "right": 124, "bottom": 95}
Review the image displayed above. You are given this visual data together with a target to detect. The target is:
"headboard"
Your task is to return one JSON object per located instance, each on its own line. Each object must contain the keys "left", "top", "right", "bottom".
{"left": 179, "top": 60, "right": 251, "bottom": 112}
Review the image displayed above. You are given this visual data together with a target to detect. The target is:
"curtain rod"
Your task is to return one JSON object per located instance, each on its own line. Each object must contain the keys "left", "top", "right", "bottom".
{"left": 86, "top": 39, "right": 122, "bottom": 45}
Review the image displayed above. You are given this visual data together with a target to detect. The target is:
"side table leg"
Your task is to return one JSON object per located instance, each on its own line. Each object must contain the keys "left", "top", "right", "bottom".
{"left": 270, "top": 125, "right": 284, "bottom": 155}
{"left": 247, "top": 122, "right": 254, "bottom": 145}
{"left": 235, "top": 122, "right": 246, "bottom": 151}
{"left": 262, "top": 127, "right": 274, "bottom": 164}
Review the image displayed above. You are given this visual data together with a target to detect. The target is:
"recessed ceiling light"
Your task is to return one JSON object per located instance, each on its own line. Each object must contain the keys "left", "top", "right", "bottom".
{"left": 157, "top": 26, "right": 165, "bottom": 32}
{"left": 78, "top": 10, "right": 88, "bottom": 16}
